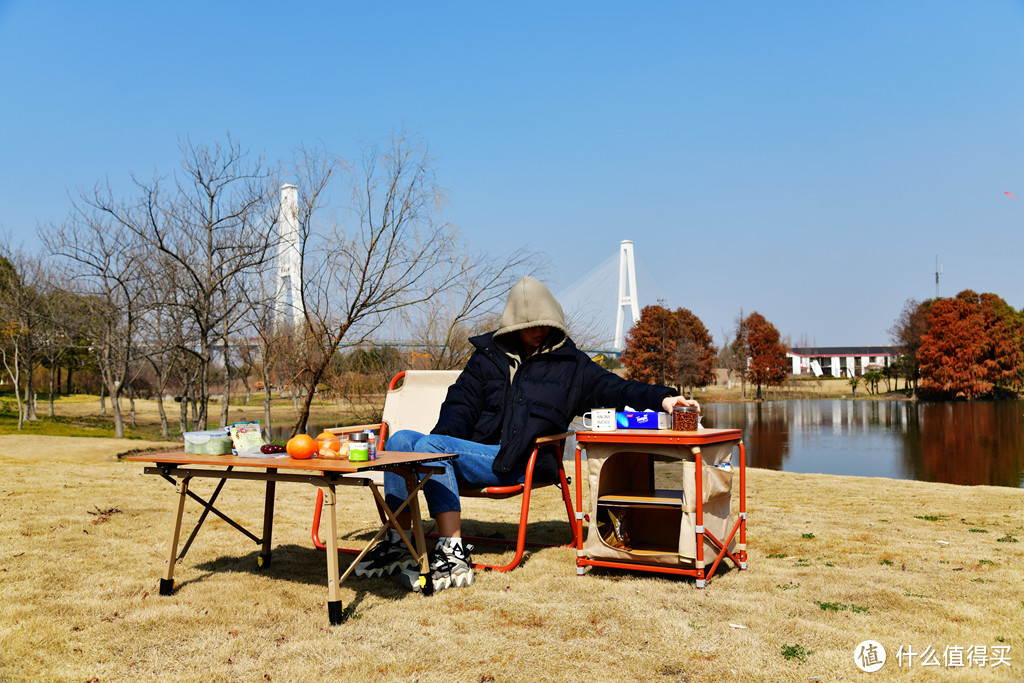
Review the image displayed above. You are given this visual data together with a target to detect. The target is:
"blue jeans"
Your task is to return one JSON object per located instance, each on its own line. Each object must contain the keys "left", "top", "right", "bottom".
{"left": 383, "top": 430, "right": 525, "bottom": 518}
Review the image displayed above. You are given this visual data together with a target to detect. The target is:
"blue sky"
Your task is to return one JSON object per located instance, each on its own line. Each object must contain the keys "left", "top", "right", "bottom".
{"left": 2, "top": 1, "right": 1022, "bottom": 347}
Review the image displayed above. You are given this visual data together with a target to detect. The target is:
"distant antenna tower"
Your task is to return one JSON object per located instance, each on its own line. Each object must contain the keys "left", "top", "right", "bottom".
{"left": 934, "top": 254, "right": 942, "bottom": 298}
{"left": 275, "top": 184, "right": 304, "bottom": 330}
{"left": 613, "top": 240, "right": 640, "bottom": 352}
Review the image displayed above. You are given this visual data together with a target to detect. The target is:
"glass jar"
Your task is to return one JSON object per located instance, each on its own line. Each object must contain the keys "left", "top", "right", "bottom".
{"left": 348, "top": 431, "right": 369, "bottom": 462}
{"left": 672, "top": 405, "right": 700, "bottom": 431}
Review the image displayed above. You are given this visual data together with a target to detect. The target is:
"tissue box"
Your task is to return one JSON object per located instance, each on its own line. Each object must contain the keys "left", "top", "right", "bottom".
{"left": 615, "top": 411, "right": 670, "bottom": 430}
{"left": 184, "top": 429, "right": 233, "bottom": 455}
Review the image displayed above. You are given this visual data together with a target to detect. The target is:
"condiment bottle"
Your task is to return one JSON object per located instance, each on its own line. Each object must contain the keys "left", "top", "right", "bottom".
{"left": 349, "top": 431, "right": 369, "bottom": 462}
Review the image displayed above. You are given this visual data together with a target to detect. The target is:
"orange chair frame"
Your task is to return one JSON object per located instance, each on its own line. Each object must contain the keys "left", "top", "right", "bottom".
{"left": 311, "top": 371, "right": 578, "bottom": 572}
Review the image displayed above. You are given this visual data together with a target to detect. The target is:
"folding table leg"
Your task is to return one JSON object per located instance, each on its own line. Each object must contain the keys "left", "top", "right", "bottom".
{"left": 406, "top": 479, "right": 433, "bottom": 596}
{"left": 161, "top": 476, "right": 191, "bottom": 596}
{"left": 320, "top": 484, "right": 344, "bottom": 625}
{"left": 258, "top": 475, "right": 276, "bottom": 568}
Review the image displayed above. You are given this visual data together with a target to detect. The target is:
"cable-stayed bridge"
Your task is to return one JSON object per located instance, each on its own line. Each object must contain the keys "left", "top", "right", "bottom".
{"left": 272, "top": 187, "right": 663, "bottom": 355}
{"left": 556, "top": 240, "right": 667, "bottom": 354}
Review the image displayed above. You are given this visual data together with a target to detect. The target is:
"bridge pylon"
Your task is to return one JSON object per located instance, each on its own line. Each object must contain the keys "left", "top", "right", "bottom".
{"left": 613, "top": 240, "right": 640, "bottom": 352}
{"left": 275, "top": 184, "right": 304, "bottom": 331}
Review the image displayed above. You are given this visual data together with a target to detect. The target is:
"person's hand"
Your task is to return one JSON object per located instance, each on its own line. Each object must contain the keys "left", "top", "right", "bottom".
{"left": 662, "top": 395, "right": 700, "bottom": 413}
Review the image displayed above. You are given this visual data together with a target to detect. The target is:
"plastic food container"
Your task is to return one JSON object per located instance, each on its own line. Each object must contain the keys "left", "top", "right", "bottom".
{"left": 184, "top": 429, "right": 233, "bottom": 455}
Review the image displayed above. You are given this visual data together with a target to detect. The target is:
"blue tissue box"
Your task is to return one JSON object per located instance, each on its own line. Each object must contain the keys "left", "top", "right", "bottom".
{"left": 615, "top": 411, "right": 670, "bottom": 430}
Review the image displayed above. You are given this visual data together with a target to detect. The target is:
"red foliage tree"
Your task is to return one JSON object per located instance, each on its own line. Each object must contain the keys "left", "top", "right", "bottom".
{"left": 622, "top": 305, "right": 680, "bottom": 386}
{"left": 738, "top": 311, "right": 787, "bottom": 400}
{"left": 917, "top": 289, "right": 1024, "bottom": 398}
{"left": 622, "top": 305, "right": 717, "bottom": 393}
{"left": 917, "top": 291, "right": 990, "bottom": 399}
{"left": 978, "top": 292, "right": 1024, "bottom": 391}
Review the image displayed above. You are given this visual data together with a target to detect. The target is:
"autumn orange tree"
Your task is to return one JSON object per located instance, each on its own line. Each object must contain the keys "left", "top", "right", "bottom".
{"left": 622, "top": 305, "right": 717, "bottom": 394}
{"left": 917, "top": 289, "right": 1023, "bottom": 399}
{"left": 735, "top": 311, "right": 787, "bottom": 400}
{"left": 622, "top": 305, "right": 680, "bottom": 386}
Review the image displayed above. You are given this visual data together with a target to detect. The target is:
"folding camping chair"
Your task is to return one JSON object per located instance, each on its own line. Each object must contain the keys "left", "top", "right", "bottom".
{"left": 311, "top": 370, "right": 578, "bottom": 571}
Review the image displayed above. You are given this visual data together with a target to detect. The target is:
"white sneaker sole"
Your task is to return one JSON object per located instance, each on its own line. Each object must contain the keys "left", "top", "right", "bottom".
{"left": 354, "top": 557, "right": 416, "bottom": 579}
{"left": 398, "top": 568, "right": 474, "bottom": 593}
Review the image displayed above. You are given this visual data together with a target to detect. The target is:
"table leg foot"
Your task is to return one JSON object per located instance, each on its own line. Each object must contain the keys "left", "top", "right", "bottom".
{"left": 258, "top": 552, "right": 272, "bottom": 568}
{"left": 328, "top": 600, "right": 344, "bottom": 625}
{"left": 420, "top": 573, "right": 435, "bottom": 596}
{"left": 159, "top": 578, "right": 174, "bottom": 596}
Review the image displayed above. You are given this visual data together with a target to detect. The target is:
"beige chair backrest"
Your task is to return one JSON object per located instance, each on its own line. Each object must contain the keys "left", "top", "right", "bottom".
{"left": 382, "top": 370, "right": 462, "bottom": 436}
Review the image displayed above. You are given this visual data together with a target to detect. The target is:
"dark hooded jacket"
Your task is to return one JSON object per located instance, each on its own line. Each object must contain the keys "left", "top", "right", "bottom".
{"left": 431, "top": 276, "right": 677, "bottom": 478}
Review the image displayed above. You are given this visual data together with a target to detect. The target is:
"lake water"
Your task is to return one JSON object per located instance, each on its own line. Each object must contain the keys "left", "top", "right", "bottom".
{"left": 702, "top": 399, "right": 1024, "bottom": 489}
{"left": 291, "top": 399, "right": 1024, "bottom": 489}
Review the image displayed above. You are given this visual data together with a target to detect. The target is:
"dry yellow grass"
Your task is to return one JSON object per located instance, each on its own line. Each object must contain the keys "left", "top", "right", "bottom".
{"left": 1, "top": 435, "right": 1022, "bottom": 682}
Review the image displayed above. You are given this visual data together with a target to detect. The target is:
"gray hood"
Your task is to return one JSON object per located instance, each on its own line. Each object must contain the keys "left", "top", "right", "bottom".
{"left": 493, "top": 276, "right": 568, "bottom": 354}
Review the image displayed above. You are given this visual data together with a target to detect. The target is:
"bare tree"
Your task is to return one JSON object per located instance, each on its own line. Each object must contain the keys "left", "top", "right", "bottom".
{"left": 37, "top": 285, "right": 93, "bottom": 417}
{"left": 238, "top": 262, "right": 290, "bottom": 433}
{"left": 134, "top": 253, "right": 199, "bottom": 438}
{"left": 41, "top": 208, "right": 144, "bottom": 438}
{"left": 0, "top": 247, "right": 50, "bottom": 423}
{"left": 87, "top": 136, "right": 278, "bottom": 430}
{"left": 285, "top": 135, "right": 465, "bottom": 435}
{"left": 673, "top": 334, "right": 702, "bottom": 398}
{"left": 406, "top": 246, "right": 544, "bottom": 370}
{"left": 889, "top": 297, "right": 932, "bottom": 395}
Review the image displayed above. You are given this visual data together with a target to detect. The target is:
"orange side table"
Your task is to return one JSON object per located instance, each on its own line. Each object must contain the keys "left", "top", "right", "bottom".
{"left": 574, "top": 427, "right": 746, "bottom": 587}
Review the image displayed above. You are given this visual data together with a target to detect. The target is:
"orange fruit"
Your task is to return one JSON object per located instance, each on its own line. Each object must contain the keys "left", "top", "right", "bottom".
{"left": 316, "top": 431, "right": 342, "bottom": 452}
{"left": 286, "top": 433, "right": 318, "bottom": 460}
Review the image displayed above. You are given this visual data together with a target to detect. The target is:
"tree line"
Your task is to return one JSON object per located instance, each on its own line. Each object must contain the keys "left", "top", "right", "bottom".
{"left": 0, "top": 132, "right": 542, "bottom": 438}
{"left": 621, "top": 305, "right": 788, "bottom": 400}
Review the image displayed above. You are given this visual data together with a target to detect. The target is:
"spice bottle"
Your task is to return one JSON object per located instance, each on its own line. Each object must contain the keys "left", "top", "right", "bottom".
{"left": 349, "top": 431, "right": 369, "bottom": 462}
{"left": 364, "top": 429, "right": 377, "bottom": 459}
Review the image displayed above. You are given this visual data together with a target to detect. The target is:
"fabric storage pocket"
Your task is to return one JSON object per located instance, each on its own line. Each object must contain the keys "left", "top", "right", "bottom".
{"left": 678, "top": 460, "right": 734, "bottom": 560}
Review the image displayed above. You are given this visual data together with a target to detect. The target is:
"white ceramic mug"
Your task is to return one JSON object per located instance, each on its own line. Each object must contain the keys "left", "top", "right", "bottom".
{"left": 583, "top": 408, "right": 617, "bottom": 431}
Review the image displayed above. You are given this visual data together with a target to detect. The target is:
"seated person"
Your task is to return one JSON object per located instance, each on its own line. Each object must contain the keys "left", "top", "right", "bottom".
{"left": 354, "top": 276, "right": 699, "bottom": 591}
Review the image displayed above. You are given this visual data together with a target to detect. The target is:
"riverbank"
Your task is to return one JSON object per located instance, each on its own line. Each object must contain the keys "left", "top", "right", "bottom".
{"left": 0, "top": 435, "right": 1021, "bottom": 681}
{"left": 8, "top": 379, "right": 917, "bottom": 441}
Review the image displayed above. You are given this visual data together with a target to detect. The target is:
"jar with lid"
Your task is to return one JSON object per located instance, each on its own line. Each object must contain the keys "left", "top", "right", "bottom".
{"left": 672, "top": 405, "right": 700, "bottom": 431}
{"left": 348, "top": 431, "right": 370, "bottom": 462}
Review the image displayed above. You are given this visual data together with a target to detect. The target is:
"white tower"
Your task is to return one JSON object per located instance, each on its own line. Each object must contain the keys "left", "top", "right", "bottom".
{"left": 613, "top": 240, "right": 640, "bottom": 352}
{"left": 275, "top": 184, "right": 304, "bottom": 330}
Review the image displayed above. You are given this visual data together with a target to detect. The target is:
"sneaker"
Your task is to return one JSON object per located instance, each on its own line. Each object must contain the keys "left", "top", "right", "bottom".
{"left": 353, "top": 536, "right": 416, "bottom": 578}
{"left": 398, "top": 540, "right": 475, "bottom": 593}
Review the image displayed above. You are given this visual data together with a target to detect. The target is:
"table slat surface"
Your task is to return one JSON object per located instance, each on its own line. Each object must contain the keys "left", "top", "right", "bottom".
{"left": 125, "top": 450, "right": 451, "bottom": 473}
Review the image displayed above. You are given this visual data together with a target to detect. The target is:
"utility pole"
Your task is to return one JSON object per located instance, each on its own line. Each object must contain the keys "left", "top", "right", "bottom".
{"left": 934, "top": 255, "right": 942, "bottom": 298}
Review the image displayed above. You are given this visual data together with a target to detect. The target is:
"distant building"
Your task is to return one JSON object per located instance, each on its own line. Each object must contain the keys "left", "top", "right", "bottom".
{"left": 787, "top": 346, "right": 899, "bottom": 378}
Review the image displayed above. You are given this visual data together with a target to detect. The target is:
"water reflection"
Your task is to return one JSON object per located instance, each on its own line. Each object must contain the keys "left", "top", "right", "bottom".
{"left": 289, "top": 400, "right": 1024, "bottom": 488}
{"left": 702, "top": 400, "right": 1024, "bottom": 489}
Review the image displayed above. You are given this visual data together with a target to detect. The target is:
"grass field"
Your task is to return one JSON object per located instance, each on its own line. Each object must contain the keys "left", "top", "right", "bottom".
{"left": 1, "top": 430, "right": 1021, "bottom": 682}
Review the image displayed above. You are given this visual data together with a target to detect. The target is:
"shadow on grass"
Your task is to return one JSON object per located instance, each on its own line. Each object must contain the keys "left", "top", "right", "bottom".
{"left": 189, "top": 543, "right": 414, "bottom": 604}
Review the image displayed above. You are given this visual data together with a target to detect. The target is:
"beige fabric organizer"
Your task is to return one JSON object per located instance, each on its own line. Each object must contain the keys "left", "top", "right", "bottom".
{"left": 583, "top": 440, "right": 737, "bottom": 568}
